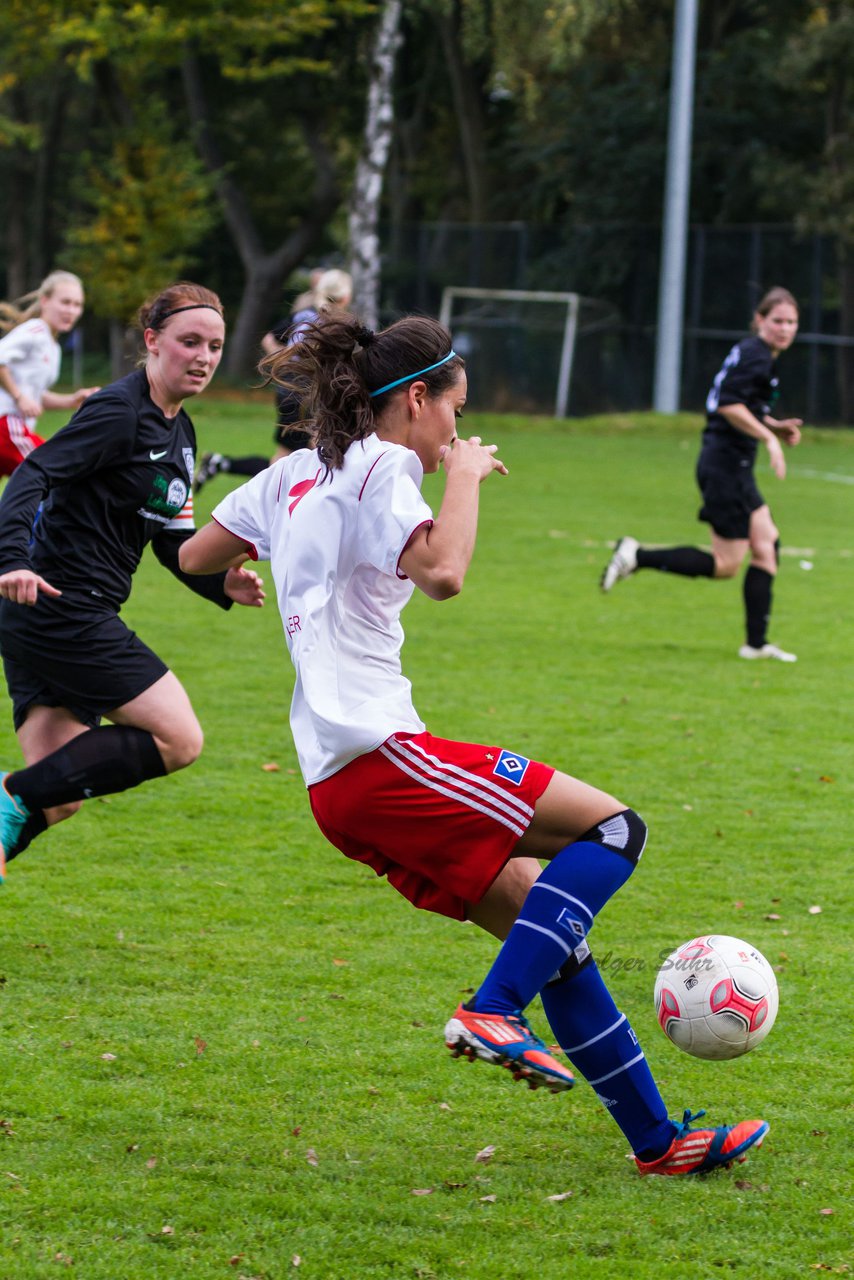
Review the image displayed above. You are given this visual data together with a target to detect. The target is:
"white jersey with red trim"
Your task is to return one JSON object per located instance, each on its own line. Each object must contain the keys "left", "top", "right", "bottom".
{"left": 0, "top": 318, "right": 61, "bottom": 420}
{"left": 212, "top": 434, "right": 434, "bottom": 785}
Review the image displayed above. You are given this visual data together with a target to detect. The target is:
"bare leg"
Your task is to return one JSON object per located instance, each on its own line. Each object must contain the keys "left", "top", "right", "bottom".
{"left": 17, "top": 706, "right": 89, "bottom": 827}
{"left": 108, "top": 671, "right": 203, "bottom": 773}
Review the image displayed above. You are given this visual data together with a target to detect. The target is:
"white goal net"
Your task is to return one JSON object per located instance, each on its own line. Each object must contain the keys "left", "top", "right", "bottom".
{"left": 438, "top": 286, "right": 618, "bottom": 418}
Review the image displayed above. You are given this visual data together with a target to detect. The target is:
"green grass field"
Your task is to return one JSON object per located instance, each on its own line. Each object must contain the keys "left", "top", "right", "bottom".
{"left": 1, "top": 401, "right": 852, "bottom": 1278}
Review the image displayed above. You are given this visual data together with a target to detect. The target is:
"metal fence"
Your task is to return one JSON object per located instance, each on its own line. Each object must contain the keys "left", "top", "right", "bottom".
{"left": 379, "top": 222, "right": 853, "bottom": 424}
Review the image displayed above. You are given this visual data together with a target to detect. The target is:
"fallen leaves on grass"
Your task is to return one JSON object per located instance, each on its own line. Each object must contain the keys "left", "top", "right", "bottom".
{"left": 305, "top": 1148, "right": 319, "bottom": 1166}
{"left": 474, "top": 1145, "right": 496, "bottom": 1165}
{"left": 479, "top": 1194, "right": 497, "bottom": 1203}
{"left": 819, "top": 1208, "right": 835, "bottom": 1216}
{"left": 261, "top": 762, "right": 280, "bottom": 772}
{"left": 808, "top": 905, "right": 823, "bottom": 915}
{"left": 410, "top": 1188, "right": 434, "bottom": 1196}
{"left": 546, "top": 1191, "right": 573, "bottom": 1202}
{"left": 194, "top": 1037, "right": 207, "bottom": 1055}
{"left": 101, "top": 1053, "right": 117, "bottom": 1061}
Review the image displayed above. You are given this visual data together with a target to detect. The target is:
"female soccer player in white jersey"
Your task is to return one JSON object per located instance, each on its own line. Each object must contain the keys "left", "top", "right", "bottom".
{"left": 179, "top": 313, "right": 768, "bottom": 1177}
{"left": 0, "top": 271, "right": 99, "bottom": 476}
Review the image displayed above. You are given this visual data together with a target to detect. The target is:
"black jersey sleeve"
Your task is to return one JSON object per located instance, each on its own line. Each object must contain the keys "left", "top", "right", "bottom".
{"left": 716, "top": 341, "right": 770, "bottom": 409}
{"left": 0, "top": 387, "right": 138, "bottom": 575}
{"left": 270, "top": 315, "right": 292, "bottom": 344}
{"left": 150, "top": 528, "right": 234, "bottom": 610}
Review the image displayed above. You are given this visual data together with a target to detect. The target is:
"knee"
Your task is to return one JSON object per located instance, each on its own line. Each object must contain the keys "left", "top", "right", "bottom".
{"left": 158, "top": 724, "right": 204, "bottom": 773}
{"left": 712, "top": 555, "right": 740, "bottom": 580}
{"left": 46, "top": 800, "right": 83, "bottom": 826}
{"left": 581, "top": 808, "right": 648, "bottom": 869}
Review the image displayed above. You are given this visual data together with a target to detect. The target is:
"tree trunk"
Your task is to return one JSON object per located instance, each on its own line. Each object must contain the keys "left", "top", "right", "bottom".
{"left": 181, "top": 50, "right": 340, "bottom": 377}
{"left": 109, "top": 320, "right": 140, "bottom": 380}
{"left": 348, "top": 0, "right": 404, "bottom": 328}
{"left": 436, "top": 6, "right": 489, "bottom": 222}
{"left": 837, "top": 245, "right": 854, "bottom": 424}
{"left": 6, "top": 88, "right": 33, "bottom": 296}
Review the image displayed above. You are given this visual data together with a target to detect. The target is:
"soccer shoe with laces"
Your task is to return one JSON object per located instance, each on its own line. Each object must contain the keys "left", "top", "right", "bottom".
{"left": 444, "top": 1005, "right": 575, "bottom": 1093}
{"left": 193, "top": 451, "right": 226, "bottom": 494}
{"left": 634, "top": 1109, "right": 769, "bottom": 1176}
{"left": 600, "top": 536, "right": 639, "bottom": 592}
{"left": 738, "top": 642, "right": 797, "bottom": 663}
{"left": 0, "top": 772, "right": 30, "bottom": 882}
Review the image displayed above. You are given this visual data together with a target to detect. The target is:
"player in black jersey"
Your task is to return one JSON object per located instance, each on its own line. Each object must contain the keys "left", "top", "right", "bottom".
{"left": 0, "top": 282, "right": 265, "bottom": 879}
{"left": 600, "top": 287, "right": 802, "bottom": 661}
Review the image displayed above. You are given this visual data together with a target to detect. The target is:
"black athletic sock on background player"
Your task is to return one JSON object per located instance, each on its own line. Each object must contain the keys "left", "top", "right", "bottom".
{"left": 743, "top": 566, "right": 773, "bottom": 648}
{"left": 636, "top": 546, "right": 715, "bottom": 577}
{"left": 226, "top": 456, "right": 268, "bottom": 477}
{"left": 7, "top": 725, "right": 167, "bottom": 812}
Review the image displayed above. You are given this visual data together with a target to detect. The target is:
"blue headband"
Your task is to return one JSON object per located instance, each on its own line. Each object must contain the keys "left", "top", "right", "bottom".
{"left": 368, "top": 349, "right": 457, "bottom": 398}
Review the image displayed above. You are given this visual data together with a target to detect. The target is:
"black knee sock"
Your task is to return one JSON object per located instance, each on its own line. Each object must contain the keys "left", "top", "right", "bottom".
{"left": 5, "top": 809, "right": 48, "bottom": 862}
{"left": 8, "top": 726, "right": 167, "bottom": 811}
{"left": 743, "top": 566, "right": 773, "bottom": 647}
{"left": 636, "top": 546, "right": 715, "bottom": 577}
{"left": 227, "top": 455, "right": 268, "bottom": 477}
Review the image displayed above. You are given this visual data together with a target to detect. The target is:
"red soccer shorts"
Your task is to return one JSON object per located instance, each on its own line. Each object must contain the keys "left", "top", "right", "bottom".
{"left": 308, "top": 731, "right": 555, "bottom": 920}
{"left": 0, "top": 414, "right": 45, "bottom": 476}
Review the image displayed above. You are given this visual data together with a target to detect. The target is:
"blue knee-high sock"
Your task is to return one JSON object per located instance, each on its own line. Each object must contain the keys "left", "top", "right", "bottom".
{"left": 471, "top": 834, "right": 636, "bottom": 1016}
{"left": 541, "top": 959, "right": 676, "bottom": 1158}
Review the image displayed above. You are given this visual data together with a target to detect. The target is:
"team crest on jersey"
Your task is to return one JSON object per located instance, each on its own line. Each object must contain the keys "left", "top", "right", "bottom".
{"left": 183, "top": 447, "right": 194, "bottom": 480}
{"left": 142, "top": 473, "right": 188, "bottom": 520}
{"left": 167, "top": 478, "right": 188, "bottom": 510}
{"left": 492, "top": 749, "right": 530, "bottom": 786}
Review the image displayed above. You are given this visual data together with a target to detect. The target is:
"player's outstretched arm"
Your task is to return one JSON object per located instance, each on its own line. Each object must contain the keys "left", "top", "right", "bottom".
{"left": 400, "top": 435, "right": 506, "bottom": 601}
{"left": 180, "top": 521, "right": 253, "bottom": 574}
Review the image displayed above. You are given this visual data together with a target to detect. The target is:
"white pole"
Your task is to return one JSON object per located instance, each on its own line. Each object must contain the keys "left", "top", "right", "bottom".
{"left": 653, "top": 0, "right": 698, "bottom": 413}
{"left": 555, "top": 294, "right": 579, "bottom": 418}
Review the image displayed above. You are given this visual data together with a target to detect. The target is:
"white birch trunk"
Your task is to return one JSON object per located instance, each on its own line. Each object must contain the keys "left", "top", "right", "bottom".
{"left": 348, "top": 0, "right": 403, "bottom": 329}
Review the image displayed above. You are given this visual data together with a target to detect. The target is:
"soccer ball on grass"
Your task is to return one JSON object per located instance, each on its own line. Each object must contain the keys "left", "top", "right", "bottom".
{"left": 654, "top": 934, "right": 778, "bottom": 1060}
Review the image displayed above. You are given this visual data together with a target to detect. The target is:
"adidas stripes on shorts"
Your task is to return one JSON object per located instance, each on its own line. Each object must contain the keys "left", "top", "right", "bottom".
{"left": 308, "top": 731, "right": 554, "bottom": 920}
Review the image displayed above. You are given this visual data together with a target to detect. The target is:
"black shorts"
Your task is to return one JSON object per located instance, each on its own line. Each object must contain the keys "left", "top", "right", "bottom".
{"left": 0, "top": 593, "right": 168, "bottom": 732}
{"left": 274, "top": 385, "right": 313, "bottom": 452}
{"left": 273, "top": 424, "right": 313, "bottom": 452}
{"left": 696, "top": 451, "right": 765, "bottom": 540}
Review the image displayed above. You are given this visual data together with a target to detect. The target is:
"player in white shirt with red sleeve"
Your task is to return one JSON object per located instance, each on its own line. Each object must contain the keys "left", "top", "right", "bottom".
{"left": 180, "top": 313, "right": 768, "bottom": 1178}
{"left": 0, "top": 271, "right": 99, "bottom": 476}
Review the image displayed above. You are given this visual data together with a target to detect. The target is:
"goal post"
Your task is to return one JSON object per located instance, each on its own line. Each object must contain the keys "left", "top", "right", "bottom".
{"left": 439, "top": 287, "right": 581, "bottom": 418}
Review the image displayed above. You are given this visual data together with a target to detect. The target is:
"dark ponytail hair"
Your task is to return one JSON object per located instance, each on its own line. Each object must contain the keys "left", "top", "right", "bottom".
{"left": 262, "top": 313, "right": 463, "bottom": 471}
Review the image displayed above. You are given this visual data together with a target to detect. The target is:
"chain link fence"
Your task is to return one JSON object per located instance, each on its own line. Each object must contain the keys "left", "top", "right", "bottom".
{"left": 380, "top": 222, "right": 853, "bottom": 425}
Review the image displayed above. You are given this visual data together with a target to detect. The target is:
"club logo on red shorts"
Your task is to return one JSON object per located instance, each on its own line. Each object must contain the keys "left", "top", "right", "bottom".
{"left": 492, "top": 750, "right": 530, "bottom": 786}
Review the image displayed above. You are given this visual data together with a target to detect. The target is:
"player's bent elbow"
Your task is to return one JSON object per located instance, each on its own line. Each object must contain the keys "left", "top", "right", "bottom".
{"left": 178, "top": 541, "right": 199, "bottom": 574}
{"left": 178, "top": 539, "right": 213, "bottom": 575}
{"left": 422, "top": 569, "right": 464, "bottom": 601}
